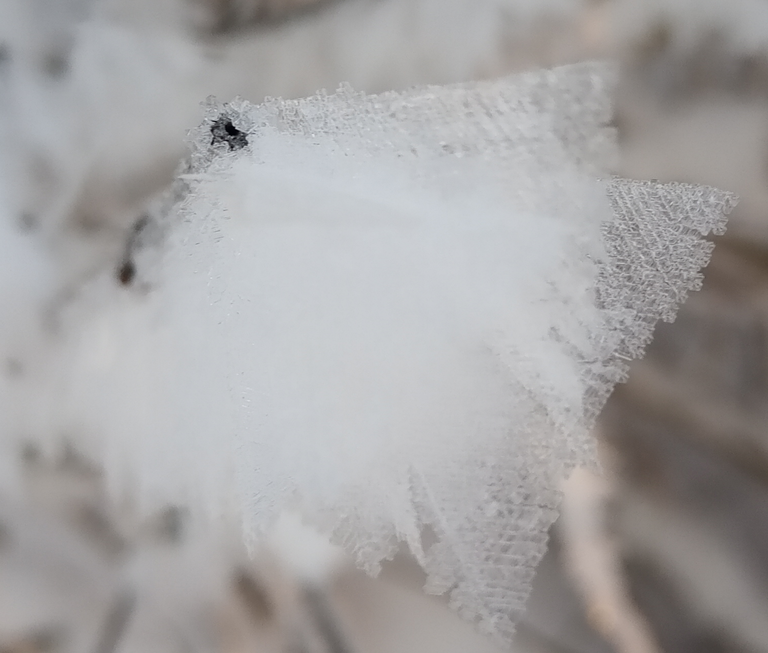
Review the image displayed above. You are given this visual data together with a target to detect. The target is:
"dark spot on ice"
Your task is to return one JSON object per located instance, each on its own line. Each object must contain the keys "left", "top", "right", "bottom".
{"left": 116, "top": 214, "right": 150, "bottom": 287}
{"left": 211, "top": 116, "right": 248, "bottom": 150}
{"left": 117, "top": 259, "right": 136, "bottom": 286}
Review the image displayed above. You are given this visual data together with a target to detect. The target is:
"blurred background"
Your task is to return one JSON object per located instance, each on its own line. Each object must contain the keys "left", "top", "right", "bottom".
{"left": 1, "top": 0, "right": 768, "bottom": 652}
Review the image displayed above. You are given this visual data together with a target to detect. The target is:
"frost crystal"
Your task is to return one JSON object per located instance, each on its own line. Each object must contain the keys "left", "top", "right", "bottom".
{"left": 48, "top": 62, "right": 734, "bottom": 643}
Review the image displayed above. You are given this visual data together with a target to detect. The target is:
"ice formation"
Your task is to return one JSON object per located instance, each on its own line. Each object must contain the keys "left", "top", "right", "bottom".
{"left": 4, "top": 61, "right": 727, "bottom": 642}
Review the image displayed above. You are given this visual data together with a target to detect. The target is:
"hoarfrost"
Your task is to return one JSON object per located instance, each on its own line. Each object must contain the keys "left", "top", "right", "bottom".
{"left": 8, "top": 62, "right": 735, "bottom": 643}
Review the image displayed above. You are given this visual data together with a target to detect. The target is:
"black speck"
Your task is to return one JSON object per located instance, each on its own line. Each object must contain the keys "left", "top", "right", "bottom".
{"left": 117, "top": 259, "right": 135, "bottom": 286}
{"left": 211, "top": 116, "right": 248, "bottom": 150}
{"left": 116, "top": 214, "right": 150, "bottom": 287}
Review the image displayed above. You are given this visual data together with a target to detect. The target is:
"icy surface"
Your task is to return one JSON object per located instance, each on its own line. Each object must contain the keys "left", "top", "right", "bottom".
{"left": 7, "top": 62, "right": 734, "bottom": 642}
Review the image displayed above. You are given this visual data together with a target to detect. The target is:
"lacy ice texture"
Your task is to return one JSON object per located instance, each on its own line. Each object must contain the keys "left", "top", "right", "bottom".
{"left": 48, "top": 62, "right": 735, "bottom": 643}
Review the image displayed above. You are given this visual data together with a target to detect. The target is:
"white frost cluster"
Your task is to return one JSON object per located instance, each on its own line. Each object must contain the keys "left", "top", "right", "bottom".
{"left": 4, "top": 62, "right": 730, "bottom": 642}
{"left": 0, "top": 0, "right": 745, "bottom": 646}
